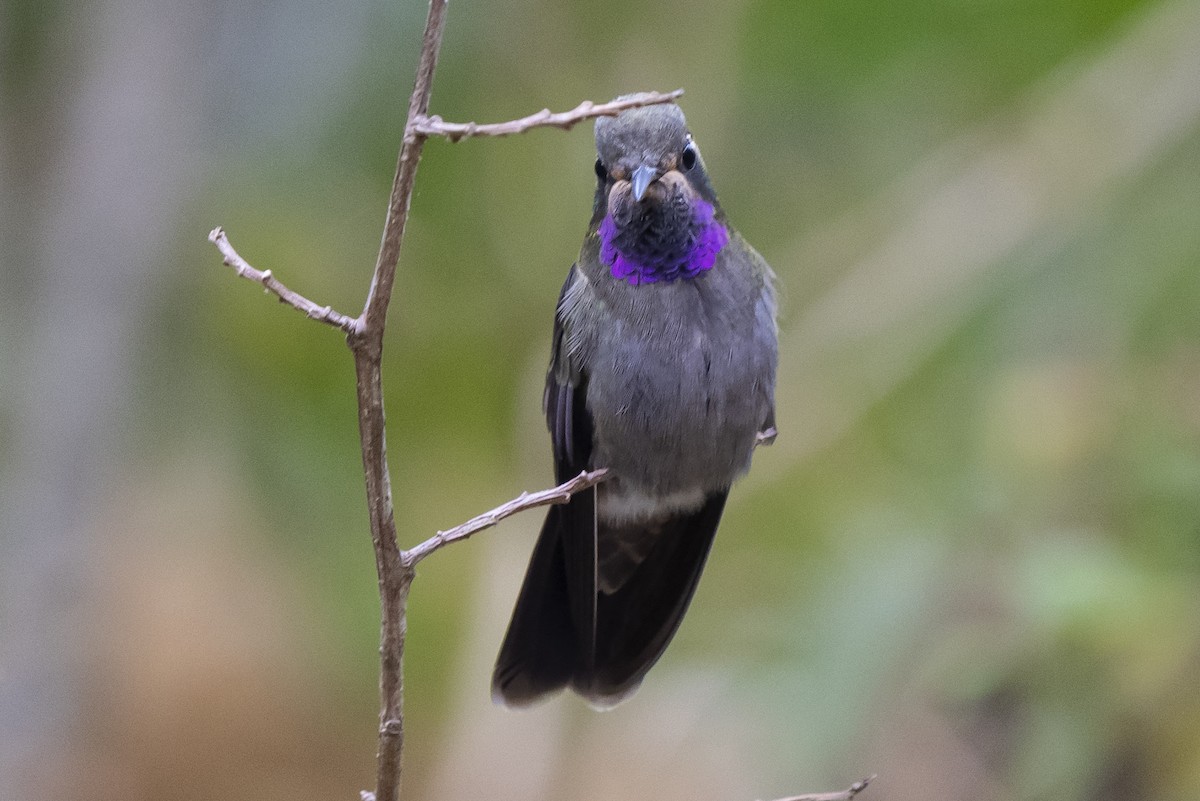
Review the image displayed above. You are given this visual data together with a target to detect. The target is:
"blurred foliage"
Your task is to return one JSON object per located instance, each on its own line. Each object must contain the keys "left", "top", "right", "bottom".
{"left": 6, "top": 0, "right": 1199, "bottom": 798}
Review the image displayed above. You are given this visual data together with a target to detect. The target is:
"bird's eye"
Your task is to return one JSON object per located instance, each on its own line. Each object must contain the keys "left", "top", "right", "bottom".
{"left": 594, "top": 158, "right": 607, "bottom": 180}
{"left": 681, "top": 142, "right": 698, "bottom": 171}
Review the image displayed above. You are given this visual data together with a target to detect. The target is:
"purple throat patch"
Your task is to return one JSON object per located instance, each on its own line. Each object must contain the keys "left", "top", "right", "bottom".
{"left": 599, "top": 198, "right": 729, "bottom": 286}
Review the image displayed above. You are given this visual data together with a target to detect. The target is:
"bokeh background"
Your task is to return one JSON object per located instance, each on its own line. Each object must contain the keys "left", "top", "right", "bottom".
{"left": 3, "top": 0, "right": 1199, "bottom": 798}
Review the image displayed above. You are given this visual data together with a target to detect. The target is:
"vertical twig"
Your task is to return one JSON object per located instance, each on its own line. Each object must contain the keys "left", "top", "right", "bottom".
{"left": 351, "top": 2, "right": 449, "bottom": 800}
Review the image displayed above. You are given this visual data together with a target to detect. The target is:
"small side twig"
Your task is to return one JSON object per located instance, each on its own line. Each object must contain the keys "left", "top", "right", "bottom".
{"left": 410, "top": 90, "right": 684, "bottom": 143}
{"left": 208, "top": 227, "right": 358, "bottom": 334}
{"left": 403, "top": 420, "right": 777, "bottom": 568}
{"left": 765, "top": 776, "right": 875, "bottom": 801}
{"left": 403, "top": 469, "right": 609, "bottom": 567}
{"left": 402, "top": 424, "right": 772, "bottom": 567}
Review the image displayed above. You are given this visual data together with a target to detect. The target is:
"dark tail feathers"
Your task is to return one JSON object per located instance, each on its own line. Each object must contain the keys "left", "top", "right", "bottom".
{"left": 492, "top": 490, "right": 727, "bottom": 708}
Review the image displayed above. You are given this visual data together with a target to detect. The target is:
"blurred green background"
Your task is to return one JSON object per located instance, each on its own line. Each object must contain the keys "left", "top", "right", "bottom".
{"left": 3, "top": 0, "right": 1199, "bottom": 799}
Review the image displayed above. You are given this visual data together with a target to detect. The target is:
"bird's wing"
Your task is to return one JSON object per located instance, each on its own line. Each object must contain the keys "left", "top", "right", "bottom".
{"left": 543, "top": 265, "right": 600, "bottom": 674}
{"left": 746, "top": 235, "right": 779, "bottom": 436}
{"left": 492, "top": 265, "right": 597, "bottom": 706}
{"left": 544, "top": 265, "right": 592, "bottom": 482}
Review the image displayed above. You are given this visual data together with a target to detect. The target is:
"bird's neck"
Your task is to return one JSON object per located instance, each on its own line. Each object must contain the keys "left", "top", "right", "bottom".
{"left": 598, "top": 198, "right": 728, "bottom": 287}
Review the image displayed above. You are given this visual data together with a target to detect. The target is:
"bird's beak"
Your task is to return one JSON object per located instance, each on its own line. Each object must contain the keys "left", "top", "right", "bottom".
{"left": 631, "top": 164, "right": 659, "bottom": 202}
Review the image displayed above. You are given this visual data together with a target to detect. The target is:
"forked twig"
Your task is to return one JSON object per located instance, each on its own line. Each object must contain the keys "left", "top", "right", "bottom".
{"left": 210, "top": 1, "right": 870, "bottom": 799}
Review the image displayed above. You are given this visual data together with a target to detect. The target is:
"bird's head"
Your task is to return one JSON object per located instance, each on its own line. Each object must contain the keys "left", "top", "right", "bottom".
{"left": 592, "top": 102, "right": 727, "bottom": 286}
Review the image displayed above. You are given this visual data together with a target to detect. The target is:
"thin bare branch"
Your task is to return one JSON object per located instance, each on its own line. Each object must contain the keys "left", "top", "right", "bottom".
{"left": 208, "top": 227, "right": 358, "bottom": 334}
{"left": 410, "top": 89, "right": 685, "bottom": 143}
{"left": 765, "top": 776, "right": 875, "bottom": 801}
{"left": 403, "top": 469, "right": 610, "bottom": 567}
{"left": 357, "top": 3, "right": 451, "bottom": 801}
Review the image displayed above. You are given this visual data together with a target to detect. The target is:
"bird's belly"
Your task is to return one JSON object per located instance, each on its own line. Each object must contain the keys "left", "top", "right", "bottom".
{"left": 586, "top": 326, "right": 764, "bottom": 514}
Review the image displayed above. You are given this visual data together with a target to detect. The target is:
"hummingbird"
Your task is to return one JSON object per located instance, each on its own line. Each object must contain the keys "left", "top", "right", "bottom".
{"left": 492, "top": 100, "right": 778, "bottom": 708}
